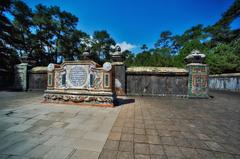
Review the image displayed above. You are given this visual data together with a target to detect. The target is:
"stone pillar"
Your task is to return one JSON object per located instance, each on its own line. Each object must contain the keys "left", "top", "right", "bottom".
{"left": 187, "top": 63, "right": 209, "bottom": 98}
{"left": 112, "top": 62, "right": 126, "bottom": 96}
{"left": 110, "top": 45, "right": 126, "bottom": 96}
{"left": 14, "top": 63, "right": 28, "bottom": 91}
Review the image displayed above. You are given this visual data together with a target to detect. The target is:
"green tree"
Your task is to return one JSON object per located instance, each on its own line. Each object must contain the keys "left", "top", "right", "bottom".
{"left": 175, "top": 40, "right": 206, "bottom": 67}
{"left": 206, "top": 43, "right": 240, "bottom": 74}
{"left": 205, "top": 0, "right": 240, "bottom": 46}
{"left": 91, "top": 30, "right": 116, "bottom": 64}
{"left": 58, "top": 30, "right": 89, "bottom": 61}
{"left": 151, "top": 48, "right": 174, "bottom": 67}
{"left": 49, "top": 6, "right": 80, "bottom": 62}
{"left": 154, "top": 31, "right": 172, "bottom": 48}
{"left": 140, "top": 44, "right": 148, "bottom": 51}
{"left": 12, "top": 0, "right": 34, "bottom": 58}
{"left": 154, "top": 30, "right": 181, "bottom": 54}
{"left": 0, "top": 0, "right": 20, "bottom": 69}
{"left": 31, "top": 4, "right": 81, "bottom": 65}
{"left": 134, "top": 51, "right": 152, "bottom": 66}
{"left": 122, "top": 50, "right": 135, "bottom": 66}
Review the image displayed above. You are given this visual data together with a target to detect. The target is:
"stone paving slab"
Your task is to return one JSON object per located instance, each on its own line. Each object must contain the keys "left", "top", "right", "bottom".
{"left": 1, "top": 91, "right": 240, "bottom": 159}
{"left": 0, "top": 91, "right": 120, "bottom": 159}
{"left": 100, "top": 91, "right": 240, "bottom": 159}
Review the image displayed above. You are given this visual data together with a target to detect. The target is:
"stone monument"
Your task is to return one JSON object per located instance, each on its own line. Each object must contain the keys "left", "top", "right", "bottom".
{"left": 185, "top": 50, "right": 209, "bottom": 98}
{"left": 44, "top": 60, "right": 116, "bottom": 107}
{"left": 14, "top": 63, "right": 28, "bottom": 91}
{"left": 110, "top": 45, "right": 126, "bottom": 95}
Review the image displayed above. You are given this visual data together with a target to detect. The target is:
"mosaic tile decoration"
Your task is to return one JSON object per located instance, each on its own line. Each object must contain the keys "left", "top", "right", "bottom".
{"left": 188, "top": 64, "right": 209, "bottom": 98}
{"left": 44, "top": 60, "right": 115, "bottom": 107}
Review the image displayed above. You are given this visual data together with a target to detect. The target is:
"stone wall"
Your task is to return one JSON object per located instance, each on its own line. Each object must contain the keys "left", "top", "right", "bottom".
{"left": 126, "top": 67, "right": 188, "bottom": 96}
{"left": 209, "top": 73, "right": 240, "bottom": 92}
{"left": 0, "top": 69, "right": 11, "bottom": 89}
{"left": 28, "top": 67, "right": 48, "bottom": 91}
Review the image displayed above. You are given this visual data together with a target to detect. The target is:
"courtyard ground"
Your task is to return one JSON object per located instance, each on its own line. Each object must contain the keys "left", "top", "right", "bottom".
{"left": 0, "top": 91, "right": 239, "bottom": 159}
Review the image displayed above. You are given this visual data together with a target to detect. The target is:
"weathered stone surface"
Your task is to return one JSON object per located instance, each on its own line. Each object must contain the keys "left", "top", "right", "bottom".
{"left": 134, "top": 134, "right": 148, "bottom": 143}
{"left": 134, "top": 154, "right": 151, "bottom": 159}
{"left": 99, "top": 149, "right": 118, "bottom": 159}
{"left": 119, "top": 141, "right": 133, "bottom": 152}
{"left": 180, "top": 147, "right": 201, "bottom": 159}
{"left": 14, "top": 63, "right": 28, "bottom": 91}
{"left": 28, "top": 71, "right": 47, "bottom": 91}
{"left": 108, "top": 132, "right": 121, "bottom": 141}
{"left": 149, "top": 144, "right": 164, "bottom": 155}
{"left": 117, "top": 151, "right": 134, "bottom": 159}
{"left": 100, "top": 91, "right": 240, "bottom": 159}
{"left": 103, "top": 140, "right": 119, "bottom": 151}
{"left": 126, "top": 73, "right": 188, "bottom": 96}
{"left": 44, "top": 60, "right": 116, "bottom": 106}
{"left": 113, "top": 64, "right": 126, "bottom": 96}
{"left": 0, "top": 91, "right": 120, "bottom": 159}
{"left": 1, "top": 91, "right": 240, "bottom": 159}
{"left": 209, "top": 73, "right": 240, "bottom": 92}
{"left": 25, "top": 144, "right": 52, "bottom": 158}
{"left": 121, "top": 134, "right": 134, "bottom": 141}
{"left": 69, "top": 149, "right": 100, "bottom": 159}
{"left": 135, "top": 143, "right": 150, "bottom": 154}
{"left": 43, "top": 146, "right": 74, "bottom": 159}
{"left": 127, "top": 67, "right": 188, "bottom": 74}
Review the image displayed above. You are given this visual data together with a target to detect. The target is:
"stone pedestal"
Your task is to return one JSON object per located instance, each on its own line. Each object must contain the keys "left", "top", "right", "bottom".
{"left": 44, "top": 60, "right": 116, "bottom": 107}
{"left": 112, "top": 62, "right": 126, "bottom": 96}
{"left": 187, "top": 63, "right": 209, "bottom": 98}
{"left": 14, "top": 63, "right": 28, "bottom": 91}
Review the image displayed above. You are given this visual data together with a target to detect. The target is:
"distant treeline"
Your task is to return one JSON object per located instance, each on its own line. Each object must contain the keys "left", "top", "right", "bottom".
{"left": 124, "top": 0, "right": 240, "bottom": 74}
{"left": 0, "top": 0, "right": 240, "bottom": 74}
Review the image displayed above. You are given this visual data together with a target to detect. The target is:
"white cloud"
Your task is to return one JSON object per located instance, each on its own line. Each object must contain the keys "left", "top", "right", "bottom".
{"left": 117, "top": 41, "right": 136, "bottom": 52}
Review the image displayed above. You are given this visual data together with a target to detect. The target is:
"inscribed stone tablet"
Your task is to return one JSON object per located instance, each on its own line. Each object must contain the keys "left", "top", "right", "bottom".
{"left": 69, "top": 66, "right": 87, "bottom": 87}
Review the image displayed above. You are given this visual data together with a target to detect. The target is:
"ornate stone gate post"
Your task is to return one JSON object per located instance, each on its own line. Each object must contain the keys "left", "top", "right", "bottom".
{"left": 110, "top": 46, "right": 126, "bottom": 96}
{"left": 186, "top": 50, "right": 209, "bottom": 98}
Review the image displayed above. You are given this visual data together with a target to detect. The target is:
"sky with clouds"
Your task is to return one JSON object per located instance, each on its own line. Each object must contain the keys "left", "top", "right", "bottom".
{"left": 24, "top": 0, "right": 235, "bottom": 53}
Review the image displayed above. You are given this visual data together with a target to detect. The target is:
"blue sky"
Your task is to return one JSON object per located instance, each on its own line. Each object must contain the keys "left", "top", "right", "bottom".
{"left": 24, "top": 0, "right": 235, "bottom": 53}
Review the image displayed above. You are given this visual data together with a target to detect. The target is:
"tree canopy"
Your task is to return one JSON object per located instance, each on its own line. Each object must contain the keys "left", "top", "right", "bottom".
{"left": 0, "top": 0, "right": 239, "bottom": 74}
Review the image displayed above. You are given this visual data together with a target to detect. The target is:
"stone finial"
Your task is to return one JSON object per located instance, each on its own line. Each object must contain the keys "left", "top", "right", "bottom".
{"left": 185, "top": 50, "right": 206, "bottom": 64}
{"left": 83, "top": 51, "right": 90, "bottom": 60}
{"left": 110, "top": 45, "right": 123, "bottom": 62}
{"left": 82, "top": 47, "right": 91, "bottom": 60}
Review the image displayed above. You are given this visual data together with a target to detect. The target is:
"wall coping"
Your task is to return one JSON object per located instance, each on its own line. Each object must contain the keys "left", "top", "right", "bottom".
{"left": 210, "top": 73, "right": 240, "bottom": 77}
{"left": 127, "top": 67, "right": 188, "bottom": 75}
{"left": 29, "top": 66, "right": 48, "bottom": 74}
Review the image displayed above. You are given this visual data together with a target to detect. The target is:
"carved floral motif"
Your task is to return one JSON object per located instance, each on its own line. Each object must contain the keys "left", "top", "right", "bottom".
{"left": 44, "top": 94, "right": 113, "bottom": 104}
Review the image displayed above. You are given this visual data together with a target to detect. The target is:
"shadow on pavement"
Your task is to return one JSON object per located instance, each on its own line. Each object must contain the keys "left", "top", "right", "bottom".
{"left": 115, "top": 98, "right": 135, "bottom": 106}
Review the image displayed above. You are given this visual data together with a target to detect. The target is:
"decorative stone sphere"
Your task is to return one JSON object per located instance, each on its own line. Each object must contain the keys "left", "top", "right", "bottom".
{"left": 47, "top": 63, "right": 55, "bottom": 71}
{"left": 103, "top": 62, "right": 112, "bottom": 71}
{"left": 83, "top": 52, "right": 90, "bottom": 56}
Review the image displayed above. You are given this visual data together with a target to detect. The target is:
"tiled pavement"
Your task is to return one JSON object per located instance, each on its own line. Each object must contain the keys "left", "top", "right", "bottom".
{"left": 0, "top": 91, "right": 120, "bottom": 159}
{"left": 100, "top": 92, "right": 240, "bottom": 159}
{"left": 0, "top": 91, "right": 240, "bottom": 159}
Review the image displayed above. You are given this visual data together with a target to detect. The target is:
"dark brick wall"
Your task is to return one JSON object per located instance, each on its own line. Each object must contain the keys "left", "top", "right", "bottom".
{"left": 126, "top": 73, "right": 188, "bottom": 96}
{"left": 28, "top": 72, "right": 47, "bottom": 91}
